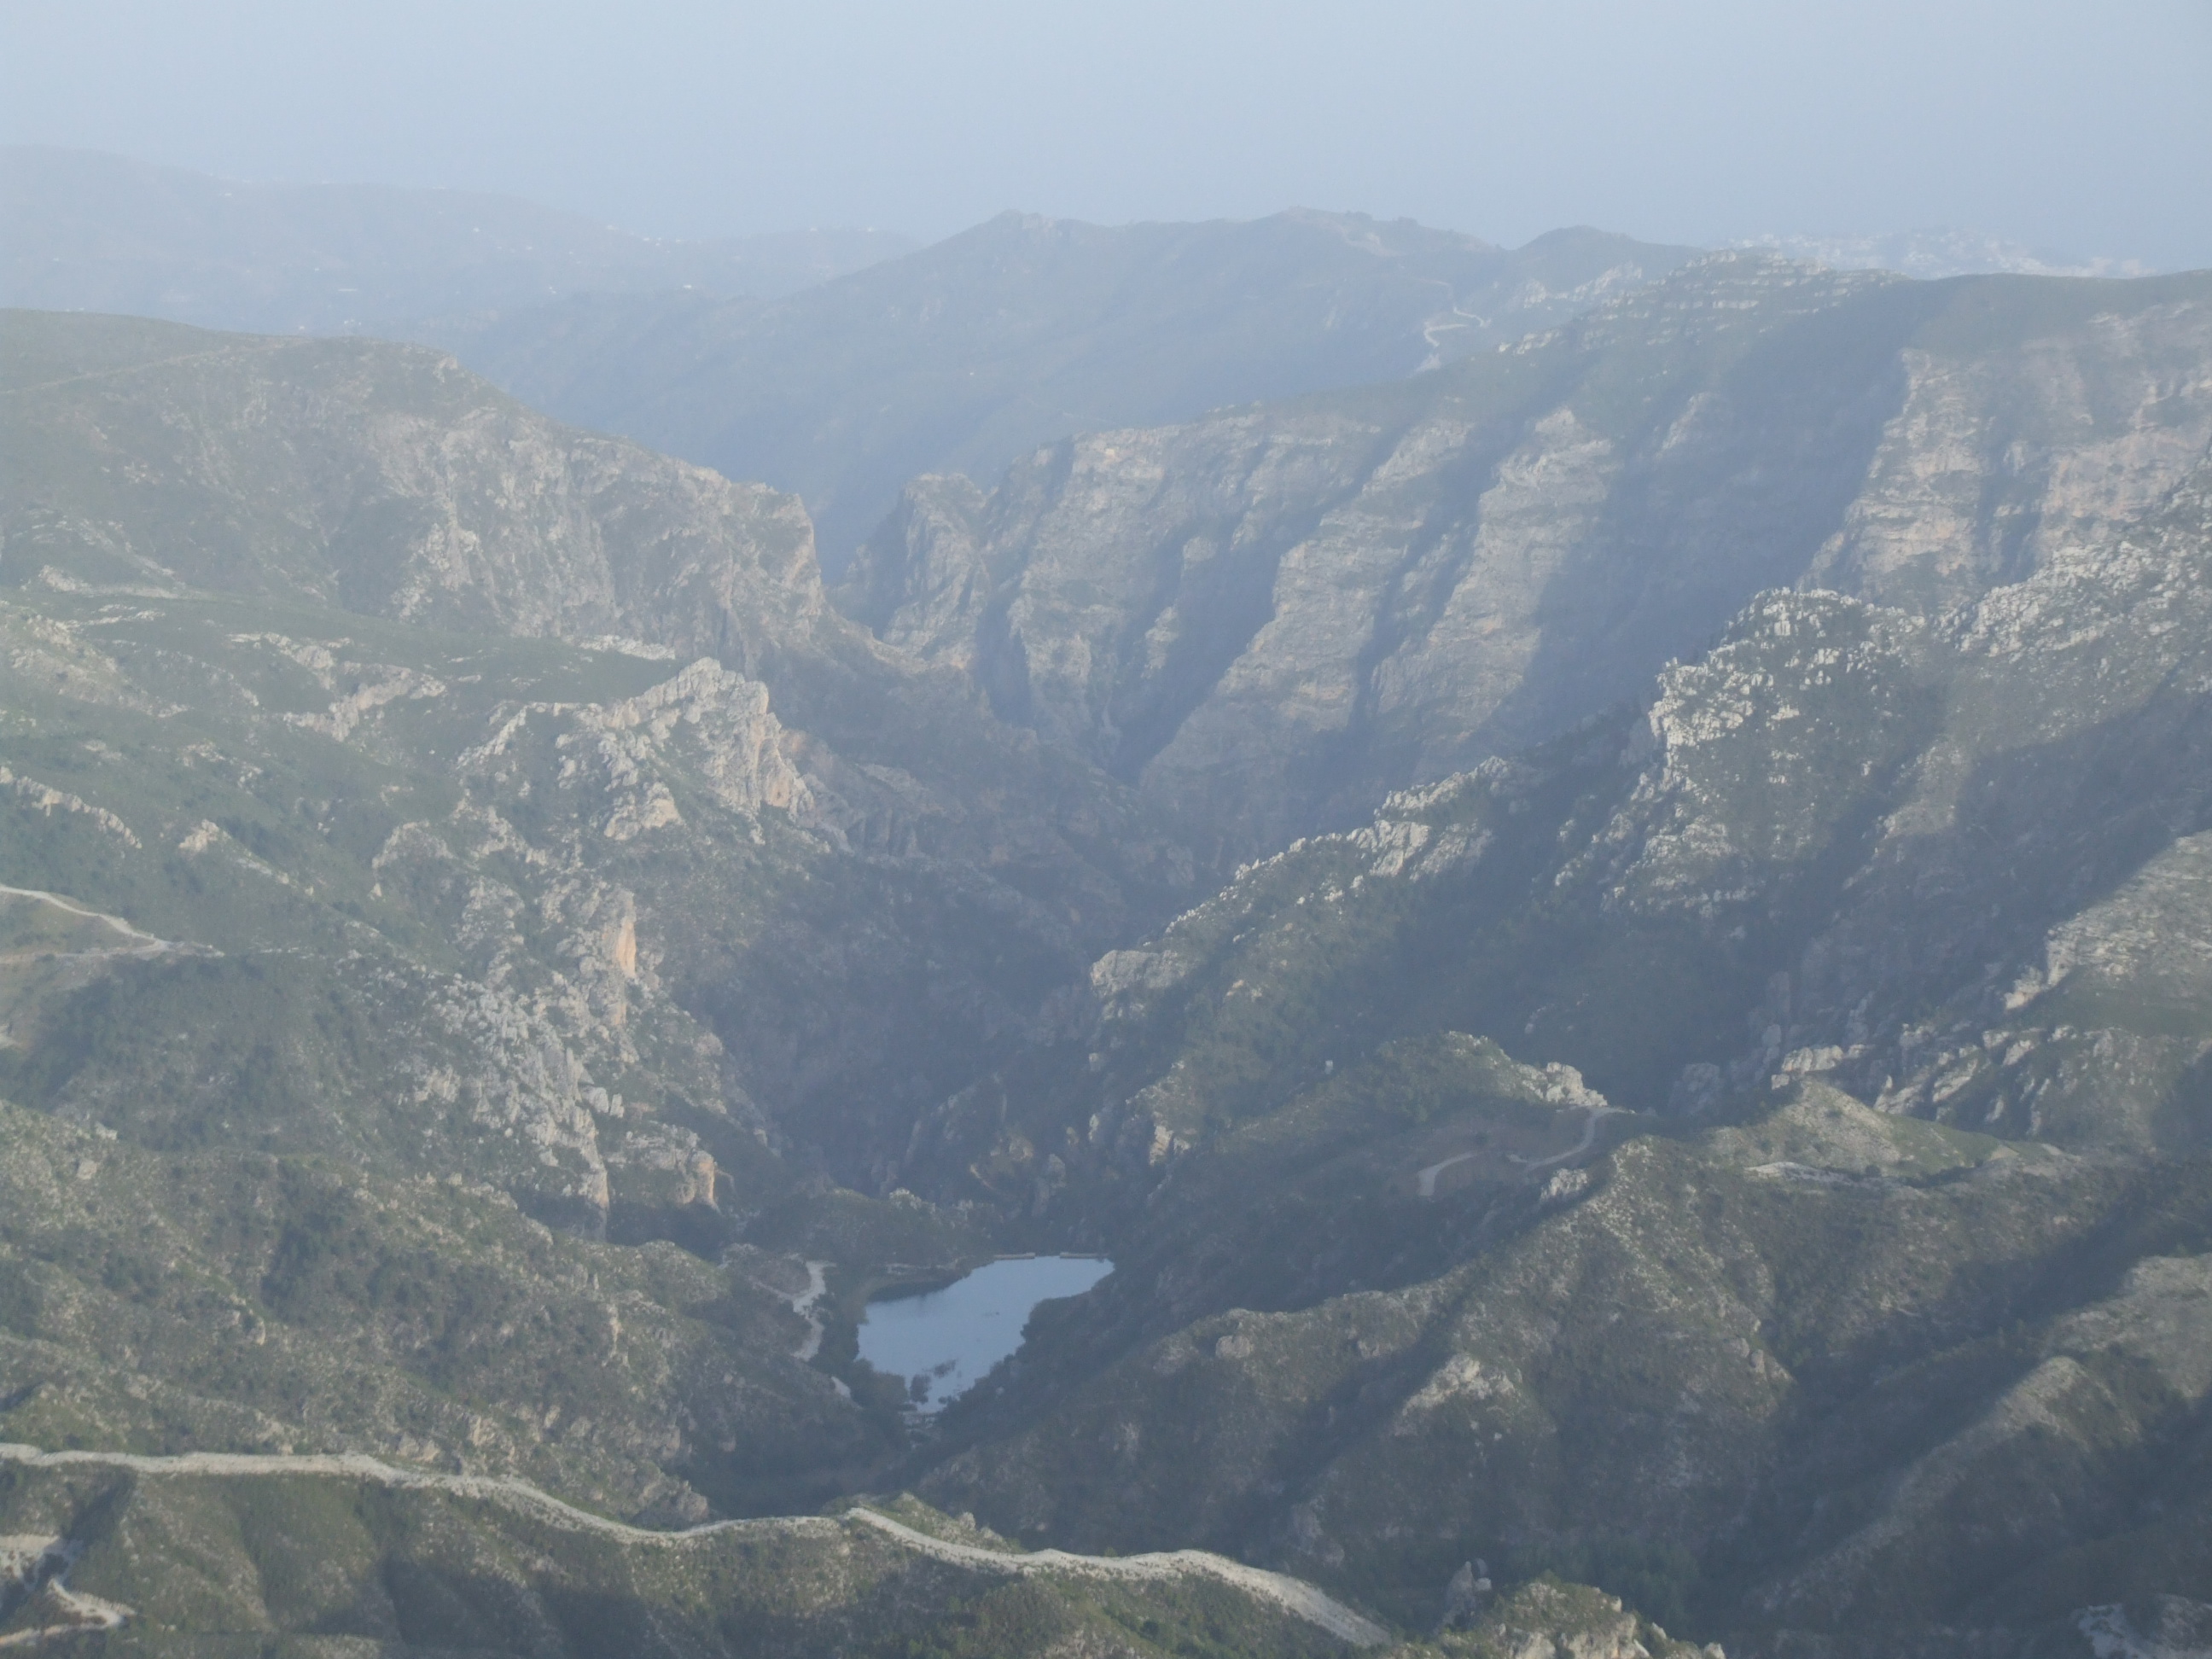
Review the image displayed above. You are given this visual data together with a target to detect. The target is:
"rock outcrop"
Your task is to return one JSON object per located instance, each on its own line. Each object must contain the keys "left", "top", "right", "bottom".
{"left": 441, "top": 209, "right": 1703, "bottom": 566}
{"left": 0, "top": 308, "right": 1196, "bottom": 1183}
{"left": 899, "top": 439, "right": 2212, "bottom": 1649}
{"left": 841, "top": 259, "right": 2212, "bottom": 854}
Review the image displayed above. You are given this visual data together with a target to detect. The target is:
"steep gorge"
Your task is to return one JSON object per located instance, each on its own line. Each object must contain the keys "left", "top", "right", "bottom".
{"left": 841, "top": 257, "right": 2212, "bottom": 855}
{"left": 8, "top": 252, "right": 2212, "bottom": 1656}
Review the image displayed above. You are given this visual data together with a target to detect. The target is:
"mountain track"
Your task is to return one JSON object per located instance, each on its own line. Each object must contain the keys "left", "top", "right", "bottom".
{"left": 0, "top": 1444, "right": 1388, "bottom": 1647}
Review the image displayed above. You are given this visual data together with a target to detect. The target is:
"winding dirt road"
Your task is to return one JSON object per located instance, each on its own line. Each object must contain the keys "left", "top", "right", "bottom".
{"left": 0, "top": 1443, "right": 1388, "bottom": 1648}
{"left": 1416, "top": 1103, "right": 1621, "bottom": 1198}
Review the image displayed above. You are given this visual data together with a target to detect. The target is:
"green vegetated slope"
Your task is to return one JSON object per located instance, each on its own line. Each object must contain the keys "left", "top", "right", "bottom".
{"left": 436, "top": 211, "right": 1699, "bottom": 565}
{"left": 8, "top": 274, "right": 2212, "bottom": 1656}
{"left": 842, "top": 257, "right": 2212, "bottom": 853}
{"left": 0, "top": 308, "right": 1196, "bottom": 1185}
{"left": 0, "top": 307, "right": 1220, "bottom": 1528}
{"left": 0, "top": 1458, "right": 1376, "bottom": 1657}
{"left": 899, "top": 461, "right": 2212, "bottom": 1651}
{"left": 0, "top": 145, "right": 912, "bottom": 333}
{"left": 0, "top": 302, "right": 1739, "bottom": 1656}
{"left": 0, "top": 580, "right": 992, "bottom": 1520}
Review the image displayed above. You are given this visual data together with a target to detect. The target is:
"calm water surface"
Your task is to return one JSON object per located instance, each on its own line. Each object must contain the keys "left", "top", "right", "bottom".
{"left": 857, "top": 1255, "right": 1112, "bottom": 1412}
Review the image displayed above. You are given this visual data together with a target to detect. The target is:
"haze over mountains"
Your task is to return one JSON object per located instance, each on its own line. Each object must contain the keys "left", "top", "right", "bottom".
{"left": 1732, "top": 228, "right": 2158, "bottom": 282}
{"left": 842, "top": 256, "right": 2212, "bottom": 853}
{"left": 0, "top": 146, "right": 915, "bottom": 332}
{"left": 21, "top": 145, "right": 2163, "bottom": 579}
{"left": 2, "top": 142, "right": 2210, "bottom": 1658}
{"left": 429, "top": 212, "right": 1703, "bottom": 568}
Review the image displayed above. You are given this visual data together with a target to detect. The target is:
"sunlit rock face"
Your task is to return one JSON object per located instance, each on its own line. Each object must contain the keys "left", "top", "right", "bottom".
{"left": 844, "top": 259, "right": 2212, "bottom": 856}
{"left": 8, "top": 242, "right": 2212, "bottom": 1659}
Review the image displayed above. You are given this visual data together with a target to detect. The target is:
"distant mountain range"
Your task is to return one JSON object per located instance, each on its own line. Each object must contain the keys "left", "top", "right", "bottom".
{"left": 0, "top": 148, "right": 1707, "bottom": 573}
{"left": 428, "top": 211, "right": 1703, "bottom": 568}
{"left": 20, "top": 147, "right": 2163, "bottom": 585}
{"left": 1733, "top": 227, "right": 2157, "bottom": 280}
{"left": 0, "top": 145, "right": 913, "bottom": 331}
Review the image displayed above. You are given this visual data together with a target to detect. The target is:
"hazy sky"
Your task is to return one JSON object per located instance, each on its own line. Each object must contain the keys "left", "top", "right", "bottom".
{"left": 4, "top": 0, "right": 2208, "bottom": 267}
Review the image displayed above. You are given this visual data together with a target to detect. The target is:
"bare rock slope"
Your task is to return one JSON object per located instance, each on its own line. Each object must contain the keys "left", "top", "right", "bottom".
{"left": 842, "top": 257, "right": 2212, "bottom": 853}
{"left": 894, "top": 455, "right": 2212, "bottom": 1653}
{"left": 442, "top": 209, "right": 1700, "bottom": 566}
{"left": 0, "top": 309, "right": 1194, "bottom": 1178}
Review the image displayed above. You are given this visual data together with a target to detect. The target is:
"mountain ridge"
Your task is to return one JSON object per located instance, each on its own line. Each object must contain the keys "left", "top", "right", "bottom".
{"left": 0, "top": 145, "right": 913, "bottom": 333}
{"left": 871, "top": 454, "right": 2212, "bottom": 1648}
{"left": 5, "top": 236, "right": 2212, "bottom": 1654}
{"left": 839, "top": 256, "right": 2212, "bottom": 854}
{"left": 436, "top": 207, "right": 1703, "bottom": 568}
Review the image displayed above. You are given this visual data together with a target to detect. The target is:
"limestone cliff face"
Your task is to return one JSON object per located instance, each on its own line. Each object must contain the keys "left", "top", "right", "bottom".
{"left": 0, "top": 323, "right": 834, "bottom": 680}
{"left": 905, "top": 457, "right": 2212, "bottom": 1639}
{"left": 0, "top": 310, "right": 1195, "bottom": 1190}
{"left": 1741, "top": 462, "right": 2212, "bottom": 1152}
{"left": 1, "top": 314, "right": 1192, "bottom": 888}
{"left": 841, "top": 261, "right": 2212, "bottom": 855}
{"left": 1805, "top": 296, "right": 2212, "bottom": 609}
{"left": 441, "top": 208, "right": 1703, "bottom": 568}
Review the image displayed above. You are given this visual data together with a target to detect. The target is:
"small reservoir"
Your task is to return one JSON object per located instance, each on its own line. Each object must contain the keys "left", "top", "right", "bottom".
{"left": 857, "top": 1255, "right": 1113, "bottom": 1412}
